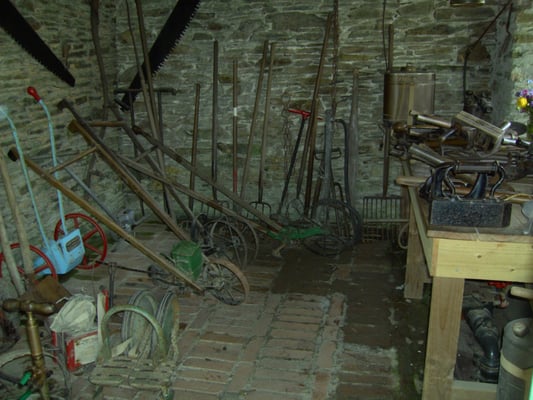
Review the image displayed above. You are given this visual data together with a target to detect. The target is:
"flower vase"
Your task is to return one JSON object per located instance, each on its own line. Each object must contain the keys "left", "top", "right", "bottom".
{"left": 528, "top": 112, "right": 533, "bottom": 140}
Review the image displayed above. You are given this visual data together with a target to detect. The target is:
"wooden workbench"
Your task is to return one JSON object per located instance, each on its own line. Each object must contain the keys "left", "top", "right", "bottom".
{"left": 399, "top": 164, "right": 533, "bottom": 400}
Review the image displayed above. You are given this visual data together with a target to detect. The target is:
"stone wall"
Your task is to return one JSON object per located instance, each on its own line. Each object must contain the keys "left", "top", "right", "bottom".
{"left": 0, "top": 0, "right": 120, "bottom": 247}
{"left": 0, "top": 0, "right": 531, "bottom": 247}
{"left": 509, "top": 1, "right": 533, "bottom": 121}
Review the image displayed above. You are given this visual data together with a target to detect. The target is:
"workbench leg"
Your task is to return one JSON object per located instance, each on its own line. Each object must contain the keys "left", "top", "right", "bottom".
{"left": 422, "top": 277, "right": 464, "bottom": 400}
{"left": 404, "top": 205, "right": 429, "bottom": 299}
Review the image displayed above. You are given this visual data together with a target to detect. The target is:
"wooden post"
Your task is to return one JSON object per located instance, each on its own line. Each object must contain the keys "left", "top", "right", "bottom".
{"left": 422, "top": 277, "right": 464, "bottom": 400}
{"left": 404, "top": 205, "right": 430, "bottom": 299}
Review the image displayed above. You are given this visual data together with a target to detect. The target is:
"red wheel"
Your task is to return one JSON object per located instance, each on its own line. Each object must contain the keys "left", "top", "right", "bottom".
{"left": 0, "top": 243, "right": 57, "bottom": 282}
{"left": 54, "top": 213, "right": 108, "bottom": 270}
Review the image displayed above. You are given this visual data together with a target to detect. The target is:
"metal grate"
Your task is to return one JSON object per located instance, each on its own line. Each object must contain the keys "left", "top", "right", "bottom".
{"left": 362, "top": 195, "right": 408, "bottom": 243}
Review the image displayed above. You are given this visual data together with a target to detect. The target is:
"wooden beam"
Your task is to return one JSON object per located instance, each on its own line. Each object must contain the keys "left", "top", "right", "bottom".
{"left": 404, "top": 204, "right": 431, "bottom": 299}
{"left": 422, "top": 277, "right": 464, "bottom": 400}
{"left": 433, "top": 238, "right": 533, "bottom": 281}
{"left": 451, "top": 380, "right": 496, "bottom": 400}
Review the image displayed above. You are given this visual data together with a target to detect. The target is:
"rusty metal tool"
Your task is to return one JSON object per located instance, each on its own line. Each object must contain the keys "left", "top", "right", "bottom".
{"left": 0, "top": 0, "right": 75, "bottom": 86}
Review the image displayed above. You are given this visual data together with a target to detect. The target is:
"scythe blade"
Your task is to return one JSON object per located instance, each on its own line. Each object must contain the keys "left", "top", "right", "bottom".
{"left": 0, "top": 0, "right": 75, "bottom": 87}
{"left": 119, "top": 0, "right": 201, "bottom": 110}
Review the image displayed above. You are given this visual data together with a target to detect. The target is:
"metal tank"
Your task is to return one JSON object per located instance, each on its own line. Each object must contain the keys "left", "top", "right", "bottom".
{"left": 383, "top": 66, "right": 436, "bottom": 125}
{"left": 380, "top": 65, "right": 436, "bottom": 197}
{"left": 497, "top": 318, "right": 533, "bottom": 400}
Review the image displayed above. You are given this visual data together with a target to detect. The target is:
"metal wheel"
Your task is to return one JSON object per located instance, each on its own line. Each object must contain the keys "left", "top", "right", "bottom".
{"left": 229, "top": 218, "right": 260, "bottom": 265}
{"left": 121, "top": 290, "right": 158, "bottom": 359}
{"left": 199, "top": 258, "right": 249, "bottom": 305}
{"left": 303, "top": 199, "right": 362, "bottom": 257}
{"left": 0, "top": 349, "right": 71, "bottom": 399}
{"left": 0, "top": 243, "right": 57, "bottom": 281}
{"left": 206, "top": 218, "right": 248, "bottom": 270}
{"left": 53, "top": 213, "right": 108, "bottom": 270}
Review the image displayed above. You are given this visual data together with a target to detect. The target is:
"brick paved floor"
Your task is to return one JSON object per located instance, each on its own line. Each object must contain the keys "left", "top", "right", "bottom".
{"left": 56, "top": 222, "right": 429, "bottom": 400}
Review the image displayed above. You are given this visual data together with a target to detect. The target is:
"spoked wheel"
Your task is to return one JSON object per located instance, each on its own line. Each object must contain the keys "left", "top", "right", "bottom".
{"left": 0, "top": 243, "right": 57, "bottom": 282}
{"left": 199, "top": 258, "right": 249, "bottom": 305}
{"left": 0, "top": 349, "right": 71, "bottom": 399}
{"left": 54, "top": 213, "right": 108, "bottom": 270}
{"left": 303, "top": 199, "right": 362, "bottom": 257}
{"left": 228, "top": 217, "right": 260, "bottom": 265}
{"left": 206, "top": 218, "right": 248, "bottom": 270}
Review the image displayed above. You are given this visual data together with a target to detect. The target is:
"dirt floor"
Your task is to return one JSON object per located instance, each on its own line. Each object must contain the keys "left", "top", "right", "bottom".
{"left": 272, "top": 240, "right": 430, "bottom": 399}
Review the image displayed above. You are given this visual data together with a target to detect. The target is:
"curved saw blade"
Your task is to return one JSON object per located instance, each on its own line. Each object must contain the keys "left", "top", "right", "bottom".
{"left": 0, "top": 0, "right": 75, "bottom": 87}
{"left": 119, "top": 0, "right": 201, "bottom": 110}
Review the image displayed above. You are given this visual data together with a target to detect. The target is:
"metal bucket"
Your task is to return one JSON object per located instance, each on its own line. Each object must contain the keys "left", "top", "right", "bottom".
{"left": 383, "top": 68, "right": 436, "bottom": 124}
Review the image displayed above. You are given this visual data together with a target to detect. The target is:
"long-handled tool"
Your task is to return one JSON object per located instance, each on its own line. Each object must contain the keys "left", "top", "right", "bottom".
{"left": 127, "top": 0, "right": 174, "bottom": 218}
{"left": 0, "top": 109, "right": 34, "bottom": 283}
{"left": 189, "top": 83, "right": 201, "bottom": 210}
{"left": 303, "top": 13, "right": 333, "bottom": 216}
{"left": 9, "top": 146, "right": 202, "bottom": 292}
{"left": 232, "top": 59, "right": 239, "bottom": 195}
{"left": 123, "top": 121, "right": 283, "bottom": 232}
{"left": 0, "top": 204, "right": 24, "bottom": 294}
{"left": 0, "top": 147, "right": 27, "bottom": 294}
{"left": 251, "top": 42, "right": 275, "bottom": 216}
{"left": 16, "top": 110, "right": 250, "bottom": 303}
{"left": 212, "top": 40, "right": 219, "bottom": 201}
{"left": 276, "top": 108, "right": 311, "bottom": 216}
{"left": 118, "top": 0, "right": 201, "bottom": 109}
{"left": 2, "top": 90, "right": 85, "bottom": 276}
{"left": 346, "top": 69, "right": 359, "bottom": 207}
{"left": 240, "top": 40, "right": 269, "bottom": 201}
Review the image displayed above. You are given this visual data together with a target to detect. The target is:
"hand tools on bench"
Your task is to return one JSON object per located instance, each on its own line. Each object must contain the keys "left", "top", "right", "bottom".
{"left": 419, "top": 161, "right": 512, "bottom": 227}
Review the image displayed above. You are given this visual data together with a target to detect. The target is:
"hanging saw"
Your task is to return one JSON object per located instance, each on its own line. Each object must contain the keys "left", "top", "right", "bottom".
{"left": 0, "top": 0, "right": 75, "bottom": 87}
{"left": 118, "top": 0, "right": 201, "bottom": 110}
